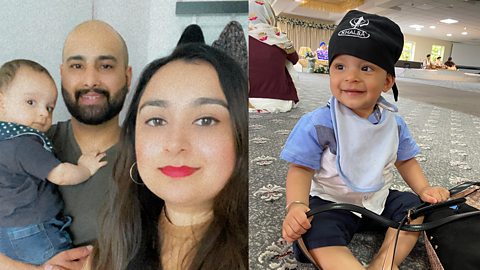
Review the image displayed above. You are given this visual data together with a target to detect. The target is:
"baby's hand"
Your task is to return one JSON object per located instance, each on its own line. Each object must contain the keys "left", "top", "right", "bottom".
{"left": 78, "top": 151, "right": 108, "bottom": 176}
{"left": 282, "top": 203, "right": 311, "bottom": 243}
{"left": 419, "top": 186, "right": 450, "bottom": 204}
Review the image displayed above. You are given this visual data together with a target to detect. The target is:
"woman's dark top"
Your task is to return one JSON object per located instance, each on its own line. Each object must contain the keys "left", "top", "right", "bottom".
{"left": 248, "top": 37, "right": 299, "bottom": 102}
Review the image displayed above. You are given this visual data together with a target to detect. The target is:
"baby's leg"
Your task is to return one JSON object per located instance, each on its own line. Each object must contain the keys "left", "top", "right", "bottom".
{"left": 367, "top": 190, "right": 423, "bottom": 270}
{"left": 310, "top": 246, "right": 365, "bottom": 270}
{"left": 368, "top": 217, "right": 422, "bottom": 270}
{"left": 296, "top": 197, "right": 364, "bottom": 270}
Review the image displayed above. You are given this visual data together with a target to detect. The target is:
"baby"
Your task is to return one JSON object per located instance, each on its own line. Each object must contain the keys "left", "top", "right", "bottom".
{"left": 0, "top": 59, "right": 106, "bottom": 265}
{"left": 281, "top": 10, "right": 449, "bottom": 270}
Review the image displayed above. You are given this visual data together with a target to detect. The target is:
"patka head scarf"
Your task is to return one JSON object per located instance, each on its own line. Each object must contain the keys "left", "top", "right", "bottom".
{"left": 328, "top": 10, "right": 404, "bottom": 101}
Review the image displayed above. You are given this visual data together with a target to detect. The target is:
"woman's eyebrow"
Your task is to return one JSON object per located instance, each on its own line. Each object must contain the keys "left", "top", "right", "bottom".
{"left": 193, "top": 97, "right": 228, "bottom": 108}
{"left": 138, "top": 97, "right": 228, "bottom": 111}
{"left": 139, "top": 100, "right": 168, "bottom": 111}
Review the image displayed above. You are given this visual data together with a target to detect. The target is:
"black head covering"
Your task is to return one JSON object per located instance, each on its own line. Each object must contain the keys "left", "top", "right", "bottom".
{"left": 212, "top": 21, "right": 248, "bottom": 74}
{"left": 177, "top": 24, "right": 205, "bottom": 46}
{"left": 328, "top": 10, "right": 404, "bottom": 101}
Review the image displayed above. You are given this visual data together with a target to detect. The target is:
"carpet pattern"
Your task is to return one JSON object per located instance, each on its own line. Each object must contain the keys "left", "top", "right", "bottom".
{"left": 248, "top": 73, "right": 480, "bottom": 269}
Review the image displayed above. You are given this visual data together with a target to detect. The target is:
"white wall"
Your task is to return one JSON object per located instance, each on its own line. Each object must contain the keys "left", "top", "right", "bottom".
{"left": 1, "top": 0, "right": 247, "bottom": 123}
{"left": 404, "top": 34, "right": 453, "bottom": 63}
{"left": 0, "top": 1, "right": 92, "bottom": 122}
{"left": 147, "top": 0, "right": 248, "bottom": 61}
{"left": 451, "top": 43, "right": 480, "bottom": 68}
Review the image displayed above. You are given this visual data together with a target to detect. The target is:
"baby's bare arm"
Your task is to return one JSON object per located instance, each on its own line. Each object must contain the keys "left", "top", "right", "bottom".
{"left": 282, "top": 164, "right": 314, "bottom": 242}
{"left": 47, "top": 152, "right": 107, "bottom": 185}
{"left": 395, "top": 158, "right": 429, "bottom": 193}
{"left": 285, "top": 164, "right": 313, "bottom": 207}
{"left": 395, "top": 157, "right": 449, "bottom": 203}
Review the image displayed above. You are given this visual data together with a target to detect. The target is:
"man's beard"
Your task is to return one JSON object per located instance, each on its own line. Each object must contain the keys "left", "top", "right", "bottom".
{"left": 61, "top": 84, "right": 128, "bottom": 125}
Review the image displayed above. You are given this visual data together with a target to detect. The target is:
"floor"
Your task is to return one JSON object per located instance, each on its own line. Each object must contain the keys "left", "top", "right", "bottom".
{"left": 394, "top": 78, "right": 480, "bottom": 117}
{"left": 248, "top": 72, "right": 480, "bottom": 269}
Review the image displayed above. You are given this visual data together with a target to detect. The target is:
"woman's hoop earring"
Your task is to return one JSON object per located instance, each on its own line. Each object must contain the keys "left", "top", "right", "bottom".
{"left": 129, "top": 162, "right": 144, "bottom": 185}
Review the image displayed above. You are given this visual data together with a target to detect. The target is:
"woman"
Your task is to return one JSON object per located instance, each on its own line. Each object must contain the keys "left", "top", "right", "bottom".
{"left": 248, "top": 0, "right": 299, "bottom": 113}
{"left": 91, "top": 43, "right": 248, "bottom": 269}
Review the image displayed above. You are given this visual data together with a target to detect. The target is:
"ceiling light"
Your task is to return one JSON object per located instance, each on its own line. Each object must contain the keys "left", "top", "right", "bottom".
{"left": 446, "top": 33, "right": 452, "bottom": 37}
{"left": 429, "top": 26, "right": 436, "bottom": 29}
{"left": 440, "top": 19, "right": 458, "bottom": 24}
{"left": 409, "top": 24, "right": 424, "bottom": 30}
{"left": 461, "top": 32, "right": 468, "bottom": 35}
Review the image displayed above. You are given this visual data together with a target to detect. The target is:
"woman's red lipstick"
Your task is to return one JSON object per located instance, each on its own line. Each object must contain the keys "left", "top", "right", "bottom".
{"left": 159, "top": 166, "right": 199, "bottom": 178}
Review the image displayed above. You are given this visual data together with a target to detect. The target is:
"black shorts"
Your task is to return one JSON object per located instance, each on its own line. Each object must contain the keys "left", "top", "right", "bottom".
{"left": 293, "top": 190, "right": 420, "bottom": 261}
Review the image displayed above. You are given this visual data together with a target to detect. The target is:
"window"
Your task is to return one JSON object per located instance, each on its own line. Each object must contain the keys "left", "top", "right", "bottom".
{"left": 400, "top": 41, "right": 415, "bottom": 61}
{"left": 431, "top": 45, "right": 445, "bottom": 60}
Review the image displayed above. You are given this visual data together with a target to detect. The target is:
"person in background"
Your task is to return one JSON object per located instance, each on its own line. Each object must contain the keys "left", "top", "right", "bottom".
{"left": 422, "top": 54, "right": 433, "bottom": 69}
{"left": 434, "top": 56, "right": 445, "bottom": 69}
{"left": 444, "top": 56, "right": 457, "bottom": 70}
{"left": 89, "top": 44, "right": 248, "bottom": 270}
{"left": 316, "top": 42, "right": 328, "bottom": 61}
{"left": 177, "top": 24, "right": 205, "bottom": 46}
{"left": 212, "top": 21, "right": 248, "bottom": 75}
{"left": 248, "top": 0, "right": 299, "bottom": 113}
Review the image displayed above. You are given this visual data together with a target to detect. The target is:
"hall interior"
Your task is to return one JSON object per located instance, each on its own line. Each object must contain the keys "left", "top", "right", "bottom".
{"left": 249, "top": 1, "right": 480, "bottom": 269}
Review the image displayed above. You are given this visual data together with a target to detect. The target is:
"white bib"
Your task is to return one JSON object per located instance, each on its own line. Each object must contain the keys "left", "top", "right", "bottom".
{"left": 330, "top": 96, "right": 398, "bottom": 192}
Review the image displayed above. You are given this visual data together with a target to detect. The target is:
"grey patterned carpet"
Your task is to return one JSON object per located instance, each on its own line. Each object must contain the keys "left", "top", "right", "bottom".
{"left": 248, "top": 72, "right": 480, "bottom": 269}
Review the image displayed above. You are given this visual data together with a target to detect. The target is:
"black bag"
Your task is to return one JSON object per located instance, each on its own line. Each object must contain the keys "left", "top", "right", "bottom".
{"left": 424, "top": 183, "right": 480, "bottom": 270}
{"left": 296, "top": 182, "right": 480, "bottom": 270}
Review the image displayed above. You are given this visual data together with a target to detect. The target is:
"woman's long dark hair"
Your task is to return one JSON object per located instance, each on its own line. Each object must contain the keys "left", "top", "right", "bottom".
{"left": 92, "top": 43, "right": 248, "bottom": 270}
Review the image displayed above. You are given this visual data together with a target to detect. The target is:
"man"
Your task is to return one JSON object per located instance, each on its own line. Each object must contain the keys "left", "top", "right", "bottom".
{"left": 422, "top": 54, "right": 433, "bottom": 69}
{"left": 0, "top": 20, "right": 131, "bottom": 270}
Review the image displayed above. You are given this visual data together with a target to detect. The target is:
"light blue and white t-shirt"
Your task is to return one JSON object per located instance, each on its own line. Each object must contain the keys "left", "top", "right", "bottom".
{"left": 280, "top": 97, "right": 419, "bottom": 214}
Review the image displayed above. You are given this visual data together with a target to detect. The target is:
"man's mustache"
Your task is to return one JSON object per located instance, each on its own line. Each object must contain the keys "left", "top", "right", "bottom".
{"left": 75, "top": 88, "right": 109, "bottom": 100}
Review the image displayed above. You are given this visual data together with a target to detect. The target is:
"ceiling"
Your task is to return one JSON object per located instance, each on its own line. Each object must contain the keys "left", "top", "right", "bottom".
{"left": 271, "top": 0, "right": 480, "bottom": 45}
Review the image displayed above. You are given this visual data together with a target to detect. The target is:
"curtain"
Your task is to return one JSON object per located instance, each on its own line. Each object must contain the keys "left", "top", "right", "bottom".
{"left": 277, "top": 16, "right": 336, "bottom": 58}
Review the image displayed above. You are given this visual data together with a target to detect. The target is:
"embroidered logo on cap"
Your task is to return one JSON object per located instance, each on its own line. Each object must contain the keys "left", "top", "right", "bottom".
{"left": 338, "top": 16, "right": 370, "bottom": 39}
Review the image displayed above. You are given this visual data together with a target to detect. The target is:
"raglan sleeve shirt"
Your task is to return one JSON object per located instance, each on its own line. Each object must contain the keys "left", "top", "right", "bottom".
{"left": 395, "top": 115, "right": 420, "bottom": 161}
{"left": 280, "top": 108, "right": 329, "bottom": 170}
{"left": 281, "top": 108, "right": 421, "bottom": 172}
